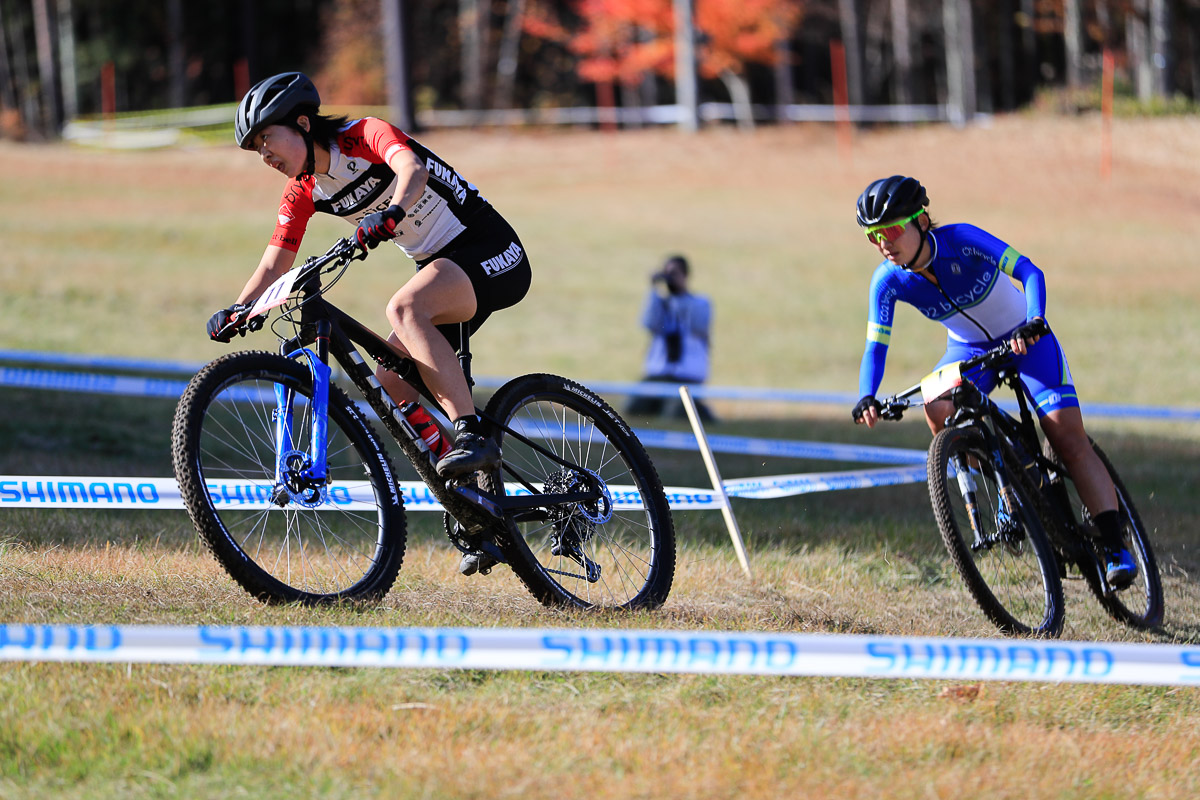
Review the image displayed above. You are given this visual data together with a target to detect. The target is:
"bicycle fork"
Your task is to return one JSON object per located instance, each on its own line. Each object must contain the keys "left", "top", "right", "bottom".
{"left": 271, "top": 326, "right": 334, "bottom": 507}
{"left": 953, "top": 453, "right": 1022, "bottom": 550}
{"left": 952, "top": 455, "right": 988, "bottom": 547}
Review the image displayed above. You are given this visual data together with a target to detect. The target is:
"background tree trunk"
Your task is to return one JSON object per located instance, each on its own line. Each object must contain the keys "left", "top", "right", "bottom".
{"left": 943, "top": 0, "right": 976, "bottom": 125}
{"left": 890, "top": 0, "right": 913, "bottom": 106}
{"left": 0, "top": 2, "right": 19, "bottom": 114}
{"left": 673, "top": 0, "right": 699, "bottom": 133}
{"left": 773, "top": 31, "right": 794, "bottom": 120}
{"left": 1129, "top": 0, "right": 1152, "bottom": 101}
{"left": 1019, "top": 0, "right": 1036, "bottom": 105}
{"left": 995, "top": 0, "right": 1016, "bottom": 109}
{"left": 167, "top": 0, "right": 185, "bottom": 108}
{"left": 459, "top": 0, "right": 490, "bottom": 110}
{"left": 1064, "top": 0, "right": 1082, "bottom": 88}
{"left": 32, "top": 0, "right": 61, "bottom": 136}
{"left": 55, "top": 0, "right": 75, "bottom": 120}
{"left": 719, "top": 68, "right": 754, "bottom": 130}
{"left": 837, "top": 0, "right": 865, "bottom": 105}
{"left": 382, "top": 0, "right": 417, "bottom": 131}
{"left": 493, "top": 0, "right": 524, "bottom": 109}
{"left": 1149, "top": 0, "right": 1172, "bottom": 96}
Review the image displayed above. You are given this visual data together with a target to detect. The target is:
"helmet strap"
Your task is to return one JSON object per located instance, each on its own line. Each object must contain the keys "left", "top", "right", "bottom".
{"left": 300, "top": 134, "right": 316, "bottom": 179}
{"left": 287, "top": 112, "right": 317, "bottom": 179}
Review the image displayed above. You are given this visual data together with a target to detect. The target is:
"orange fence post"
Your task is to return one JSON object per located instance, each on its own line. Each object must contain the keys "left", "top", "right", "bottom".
{"left": 830, "top": 40, "right": 852, "bottom": 163}
{"left": 101, "top": 61, "right": 116, "bottom": 123}
{"left": 234, "top": 57, "right": 250, "bottom": 103}
{"left": 1101, "top": 48, "right": 1114, "bottom": 181}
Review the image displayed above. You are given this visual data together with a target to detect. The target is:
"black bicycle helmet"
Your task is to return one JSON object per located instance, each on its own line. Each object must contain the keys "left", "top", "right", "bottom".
{"left": 234, "top": 72, "right": 321, "bottom": 150}
{"left": 856, "top": 175, "right": 929, "bottom": 227}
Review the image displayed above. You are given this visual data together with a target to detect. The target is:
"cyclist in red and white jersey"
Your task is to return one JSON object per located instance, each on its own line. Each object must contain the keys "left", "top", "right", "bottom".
{"left": 208, "top": 72, "right": 531, "bottom": 481}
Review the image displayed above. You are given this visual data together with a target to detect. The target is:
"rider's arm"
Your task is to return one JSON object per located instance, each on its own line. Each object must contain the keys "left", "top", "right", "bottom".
{"left": 973, "top": 225, "right": 1047, "bottom": 322}
{"left": 1008, "top": 256, "right": 1047, "bottom": 322}
{"left": 1002, "top": 249, "right": 1048, "bottom": 355}
{"left": 383, "top": 147, "right": 430, "bottom": 212}
{"left": 858, "top": 267, "right": 897, "bottom": 401}
{"left": 234, "top": 245, "right": 298, "bottom": 306}
{"left": 355, "top": 117, "right": 430, "bottom": 212}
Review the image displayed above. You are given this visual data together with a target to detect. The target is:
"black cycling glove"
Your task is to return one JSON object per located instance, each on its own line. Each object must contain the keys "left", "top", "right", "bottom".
{"left": 208, "top": 303, "right": 251, "bottom": 343}
{"left": 1011, "top": 318, "right": 1048, "bottom": 343}
{"left": 356, "top": 204, "right": 406, "bottom": 250}
{"left": 852, "top": 395, "right": 880, "bottom": 423}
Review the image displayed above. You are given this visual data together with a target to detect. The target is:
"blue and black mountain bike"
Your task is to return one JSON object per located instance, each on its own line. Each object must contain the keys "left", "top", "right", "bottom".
{"left": 878, "top": 324, "right": 1163, "bottom": 637}
{"left": 170, "top": 237, "right": 676, "bottom": 610}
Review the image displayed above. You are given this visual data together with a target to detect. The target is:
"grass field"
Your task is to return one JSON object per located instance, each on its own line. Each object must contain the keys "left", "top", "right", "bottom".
{"left": 2, "top": 114, "right": 1200, "bottom": 798}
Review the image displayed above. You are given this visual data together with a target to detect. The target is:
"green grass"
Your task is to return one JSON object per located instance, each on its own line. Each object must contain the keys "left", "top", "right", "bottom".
{"left": 2, "top": 117, "right": 1200, "bottom": 797}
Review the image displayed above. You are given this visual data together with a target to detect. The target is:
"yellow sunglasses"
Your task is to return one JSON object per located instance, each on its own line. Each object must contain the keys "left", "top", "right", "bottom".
{"left": 863, "top": 209, "right": 925, "bottom": 244}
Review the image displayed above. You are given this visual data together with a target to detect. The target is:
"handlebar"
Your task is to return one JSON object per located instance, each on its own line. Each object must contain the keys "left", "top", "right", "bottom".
{"left": 290, "top": 237, "right": 367, "bottom": 288}
{"left": 215, "top": 238, "right": 367, "bottom": 340}
{"left": 875, "top": 318, "right": 1049, "bottom": 422}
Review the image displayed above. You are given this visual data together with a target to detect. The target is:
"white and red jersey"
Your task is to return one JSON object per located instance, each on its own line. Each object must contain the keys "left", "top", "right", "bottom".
{"left": 270, "top": 118, "right": 488, "bottom": 262}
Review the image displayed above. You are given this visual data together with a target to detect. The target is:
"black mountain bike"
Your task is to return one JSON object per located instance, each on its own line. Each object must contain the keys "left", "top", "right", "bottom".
{"left": 878, "top": 325, "right": 1162, "bottom": 637}
{"left": 171, "top": 237, "right": 676, "bottom": 610}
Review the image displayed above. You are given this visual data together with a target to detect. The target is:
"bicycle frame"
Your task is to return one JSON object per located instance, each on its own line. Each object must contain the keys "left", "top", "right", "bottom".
{"left": 883, "top": 345, "right": 1110, "bottom": 590}
{"left": 252, "top": 239, "right": 607, "bottom": 537}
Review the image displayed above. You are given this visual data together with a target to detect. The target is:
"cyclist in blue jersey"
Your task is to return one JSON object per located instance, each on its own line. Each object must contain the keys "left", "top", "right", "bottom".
{"left": 849, "top": 175, "right": 1137, "bottom": 588}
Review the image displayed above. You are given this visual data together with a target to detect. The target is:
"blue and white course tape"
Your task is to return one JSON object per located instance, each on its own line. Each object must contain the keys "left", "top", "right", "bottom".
{"left": 2, "top": 623, "right": 1198, "bottom": 686}
{"left": 3, "top": 352, "right": 1199, "bottom": 421}
{"left": 0, "top": 469, "right": 929, "bottom": 511}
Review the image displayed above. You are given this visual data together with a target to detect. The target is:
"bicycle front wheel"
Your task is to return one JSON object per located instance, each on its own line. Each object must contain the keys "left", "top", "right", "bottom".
{"left": 928, "top": 426, "right": 1064, "bottom": 636}
{"left": 482, "top": 374, "right": 676, "bottom": 609}
{"left": 1043, "top": 437, "right": 1164, "bottom": 629}
{"left": 171, "top": 351, "right": 407, "bottom": 604}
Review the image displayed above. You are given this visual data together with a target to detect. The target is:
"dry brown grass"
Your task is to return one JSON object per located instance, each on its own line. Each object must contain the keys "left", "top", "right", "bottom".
{"left": 2, "top": 115, "right": 1200, "bottom": 797}
{"left": 2, "top": 113, "right": 1198, "bottom": 402}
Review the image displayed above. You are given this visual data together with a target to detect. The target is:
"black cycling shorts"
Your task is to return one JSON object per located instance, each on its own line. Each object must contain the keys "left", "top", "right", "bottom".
{"left": 419, "top": 205, "right": 531, "bottom": 352}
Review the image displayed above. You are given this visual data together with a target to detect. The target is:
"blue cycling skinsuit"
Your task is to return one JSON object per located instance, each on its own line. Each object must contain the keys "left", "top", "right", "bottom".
{"left": 858, "top": 223, "right": 1078, "bottom": 417}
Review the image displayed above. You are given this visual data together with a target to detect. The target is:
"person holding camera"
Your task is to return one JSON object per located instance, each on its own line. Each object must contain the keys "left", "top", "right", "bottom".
{"left": 627, "top": 255, "right": 715, "bottom": 421}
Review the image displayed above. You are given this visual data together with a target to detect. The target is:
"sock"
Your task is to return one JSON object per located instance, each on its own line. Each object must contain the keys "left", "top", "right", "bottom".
{"left": 453, "top": 414, "right": 484, "bottom": 437}
{"left": 1093, "top": 509, "right": 1124, "bottom": 552}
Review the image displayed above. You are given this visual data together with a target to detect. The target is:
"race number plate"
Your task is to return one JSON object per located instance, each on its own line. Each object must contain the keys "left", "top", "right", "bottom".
{"left": 247, "top": 267, "right": 302, "bottom": 319}
{"left": 920, "top": 362, "right": 964, "bottom": 403}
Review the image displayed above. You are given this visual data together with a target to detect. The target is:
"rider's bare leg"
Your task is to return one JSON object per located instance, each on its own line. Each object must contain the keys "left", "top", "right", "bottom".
{"left": 375, "top": 359, "right": 418, "bottom": 406}
{"left": 1039, "top": 407, "right": 1117, "bottom": 517}
{"left": 924, "top": 397, "right": 955, "bottom": 436}
{"left": 383, "top": 259, "right": 477, "bottom": 421}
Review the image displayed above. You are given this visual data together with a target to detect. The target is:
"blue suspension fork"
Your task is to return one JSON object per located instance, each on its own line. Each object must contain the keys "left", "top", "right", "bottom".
{"left": 275, "top": 320, "right": 333, "bottom": 489}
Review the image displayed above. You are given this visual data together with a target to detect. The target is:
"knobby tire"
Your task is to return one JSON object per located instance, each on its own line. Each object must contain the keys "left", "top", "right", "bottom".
{"left": 171, "top": 351, "right": 407, "bottom": 605}
{"left": 928, "top": 426, "right": 1065, "bottom": 637}
{"left": 481, "top": 374, "right": 676, "bottom": 609}
{"left": 1042, "top": 437, "right": 1164, "bottom": 629}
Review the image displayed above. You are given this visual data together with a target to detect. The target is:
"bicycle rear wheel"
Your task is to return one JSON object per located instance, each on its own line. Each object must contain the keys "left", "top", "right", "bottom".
{"left": 482, "top": 374, "right": 676, "bottom": 609}
{"left": 171, "top": 351, "right": 406, "bottom": 604}
{"left": 928, "top": 426, "right": 1064, "bottom": 636}
{"left": 1043, "top": 437, "right": 1163, "bottom": 629}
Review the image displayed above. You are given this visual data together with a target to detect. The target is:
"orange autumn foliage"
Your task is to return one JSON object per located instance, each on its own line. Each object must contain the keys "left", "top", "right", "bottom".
{"left": 527, "top": 0, "right": 802, "bottom": 86}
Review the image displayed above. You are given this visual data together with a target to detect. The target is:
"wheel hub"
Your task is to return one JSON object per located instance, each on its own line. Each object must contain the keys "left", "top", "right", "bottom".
{"left": 274, "top": 449, "right": 329, "bottom": 508}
